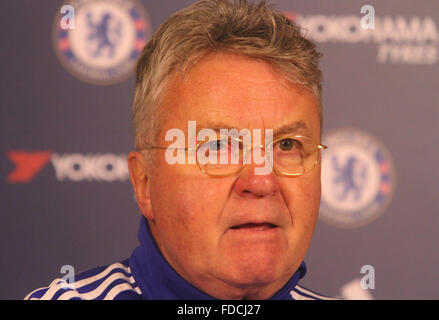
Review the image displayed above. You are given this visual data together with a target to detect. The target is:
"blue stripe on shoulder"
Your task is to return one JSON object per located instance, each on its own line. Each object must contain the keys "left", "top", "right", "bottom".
{"left": 112, "top": 289, "right": 142, "bottom": 300}
{"left": 295, "top": 285, "right": 338, "bottom": 300}
{"left": 74, "top": 259, "right": 130, "bottom": 282}
{"left": 76, "top": 267, "right": 132, "bottom": 294}
{"left": 92, "top": 278, "right": 135, "bottom": 300}
{"left": 26, "top": 287, "right": 49, "bottom": 300}
{"left": 24, "top": 259, "right": 133, "bottom": 300}
{"left": 292, "top": 287, "right": 323, "bottom": 300}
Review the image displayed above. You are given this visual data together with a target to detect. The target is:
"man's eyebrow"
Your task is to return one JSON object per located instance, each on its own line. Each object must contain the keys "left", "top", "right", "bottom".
{"left": 196, "top": 120, "right": 308, "bottom": 136}
{"left": 273, "top": 121, "right": 308, "bottom": 137}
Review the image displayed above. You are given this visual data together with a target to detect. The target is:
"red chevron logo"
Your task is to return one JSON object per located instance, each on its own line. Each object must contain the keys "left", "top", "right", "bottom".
{"left": 6, "top": 151, "right": 52, "bottom": 183}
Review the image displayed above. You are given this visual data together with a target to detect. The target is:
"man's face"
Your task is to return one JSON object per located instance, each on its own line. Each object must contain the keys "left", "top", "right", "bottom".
{"left": 137, "top": 52, "right": 322, "bottom": 299}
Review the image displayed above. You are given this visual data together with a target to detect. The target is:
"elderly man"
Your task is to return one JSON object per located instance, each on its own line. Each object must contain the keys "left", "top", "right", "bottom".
{"left": 26, "top": 0, "right": 333, "bottom": 300}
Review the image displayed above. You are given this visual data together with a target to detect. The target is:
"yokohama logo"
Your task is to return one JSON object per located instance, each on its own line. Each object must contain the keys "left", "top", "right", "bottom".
{"left": 287, "top": 12, "right": 438, "bottom": 64}
{"left": 294, "top": 14, "right": 437, "bottom": 44}
{"left": 6, "top": 151, "right": 129, "bottom": 183}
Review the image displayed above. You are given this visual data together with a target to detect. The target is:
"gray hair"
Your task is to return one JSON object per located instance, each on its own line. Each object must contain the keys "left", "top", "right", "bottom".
{"left": 132, "top": 0, "right": 323, "bottom": 149}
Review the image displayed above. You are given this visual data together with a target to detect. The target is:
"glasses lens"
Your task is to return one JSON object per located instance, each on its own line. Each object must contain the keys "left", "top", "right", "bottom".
{"left": 197, "top": 136, "right": 243, "bottom": 176}
{"left": 197, "top": 135, "right": 321, "bottom": 176}
{"left": 272, "top": 136, "right": 319, "bottom": 175}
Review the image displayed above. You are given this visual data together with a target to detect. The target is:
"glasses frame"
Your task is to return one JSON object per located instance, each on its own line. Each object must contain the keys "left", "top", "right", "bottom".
{"left": 138, "top": 135, "right": 327, "bottom": 177}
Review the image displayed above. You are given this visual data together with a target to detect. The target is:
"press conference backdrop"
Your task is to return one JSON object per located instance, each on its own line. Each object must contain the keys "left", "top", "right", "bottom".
{"left": 1, "top": 0, "right": 438, "bottom": 300}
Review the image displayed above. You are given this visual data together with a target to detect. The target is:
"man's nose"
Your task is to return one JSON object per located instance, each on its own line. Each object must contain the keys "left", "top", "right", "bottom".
{"left": 234, "top": 164, "right": 280, "bottom": 198}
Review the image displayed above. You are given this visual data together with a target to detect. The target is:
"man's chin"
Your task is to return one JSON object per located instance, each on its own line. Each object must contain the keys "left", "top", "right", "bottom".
{"left": 218, "top": 254, "right": 287, "bottom": 289}
{"left": 215, "top": 232, "right": 297, "bottom": 291}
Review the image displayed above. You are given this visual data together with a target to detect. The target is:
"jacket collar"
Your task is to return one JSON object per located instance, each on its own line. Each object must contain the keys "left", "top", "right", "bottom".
{"left": 129, "top": 216, "right": 306, "bottom": 299}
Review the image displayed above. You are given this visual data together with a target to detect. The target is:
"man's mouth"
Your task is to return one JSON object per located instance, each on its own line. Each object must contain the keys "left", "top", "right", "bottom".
{"left": 230, "top": 223, "right": 277, "bottom": 231}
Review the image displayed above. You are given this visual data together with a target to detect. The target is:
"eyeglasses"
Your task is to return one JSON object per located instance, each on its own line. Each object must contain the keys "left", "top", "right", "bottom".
{"left": 138, "top": 135, "right": 327, "bottom": 177}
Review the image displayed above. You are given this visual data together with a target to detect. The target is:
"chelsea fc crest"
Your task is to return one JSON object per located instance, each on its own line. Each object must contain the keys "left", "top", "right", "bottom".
{"left": 320, "top": 128, "right": 396, "bottom": 228}
{"left": 53, "top": 0, "right": 151, "bottom": 85}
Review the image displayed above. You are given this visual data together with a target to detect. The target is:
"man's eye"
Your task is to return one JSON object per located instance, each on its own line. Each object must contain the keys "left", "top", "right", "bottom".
{"left": 207, "top": 139, "right": 228, "bottom": 151}
{"left": 277, "top": 138, "right": 301, "bottom": 151}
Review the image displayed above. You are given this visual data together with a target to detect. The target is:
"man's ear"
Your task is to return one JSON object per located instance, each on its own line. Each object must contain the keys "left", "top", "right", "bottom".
{"left": 127, "top": 151, "right": 154, "bottom": 221}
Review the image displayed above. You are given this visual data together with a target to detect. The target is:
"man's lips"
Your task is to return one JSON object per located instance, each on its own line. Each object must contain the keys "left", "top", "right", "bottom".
{"left": 230, "top": 222, "right": 277, "bottom": 230}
